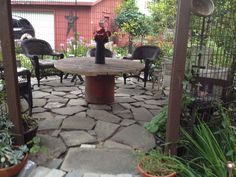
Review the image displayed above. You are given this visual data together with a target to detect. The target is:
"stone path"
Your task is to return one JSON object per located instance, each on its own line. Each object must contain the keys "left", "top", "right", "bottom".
{"left": 20, "top": 76, "right": 168, "bottom": 177}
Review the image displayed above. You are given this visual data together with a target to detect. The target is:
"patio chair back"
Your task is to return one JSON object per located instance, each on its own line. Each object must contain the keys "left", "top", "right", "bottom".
{"left": 21, "top": 38, "right": 64, "bottom": 87}
{"left": 123, "top": 45, "right": 161, "bottom": 87}
{"left": 87, "top": 48, "right": 114, "bottom": 58}
{"left": 131, "top": 45, "right": 160, "bottom": 61}
{"left": 21, "top": 38, "right": 54, "bottom": 56}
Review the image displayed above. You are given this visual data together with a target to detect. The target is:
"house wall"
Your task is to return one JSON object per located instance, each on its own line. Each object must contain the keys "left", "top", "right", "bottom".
{"left": 11, "top": 0, "right": 121, "bottom": 50}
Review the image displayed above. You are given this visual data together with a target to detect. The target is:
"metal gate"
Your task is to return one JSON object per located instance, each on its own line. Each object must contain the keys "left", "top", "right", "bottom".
{"left": 188, "top": 1, "right": 235, "bottom": 104}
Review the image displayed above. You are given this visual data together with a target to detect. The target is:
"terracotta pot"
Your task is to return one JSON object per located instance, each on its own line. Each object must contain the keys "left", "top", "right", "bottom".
{"left": 0, "top": 153, "right": 28, "bottom": 177}
{"left": 137, "top": 163, "right": 176, "bottom": 177}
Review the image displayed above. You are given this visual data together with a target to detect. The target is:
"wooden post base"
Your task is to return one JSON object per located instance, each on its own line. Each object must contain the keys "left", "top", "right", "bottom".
{"left": 85, "top": 75, "right": 115, "bottom": 104}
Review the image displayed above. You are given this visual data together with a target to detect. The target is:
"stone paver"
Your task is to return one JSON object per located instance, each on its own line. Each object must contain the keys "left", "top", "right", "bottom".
{"left": 100, "top": 175, "right": 116, "bottom": 177}
{"left": 88, "top": 104, "right": 111, "bottom": 111}
{"left": 32, "top": 112, "right": 54, "bottom": 119}
{"left": 65, "top": 170, "right": 83, "bottom": 177}
{"left": 38, "top": 118, "right": 64, "bottom": 131}
{"left": 45, "top": 169, "right": 66, "bottom": 177}
{"left": 44, "top": 102, "right": 65, "bottom": 109}
{"left": 87, "top": 110, "right": 121, "bottom": 123}
{"left": 33, "top": 99, "right": 47, "bottom": 107}
{"left": 68, "top": 99, "right": 87, "bottom": 106}
{"left": 45, "top": 158, "right": 63, "bottom": 169}
{"left": 111, "top": 124, "right": 156, "bottom": 151}
{"left": 32, "top": 107, "right": 47, "bottom": 113}
{"left": 31, "top": 135, "right": 67, "bottom": 166}
{"left": 103, "top": 140, "right": 132, "bottom": 149}
{"left": 116, "top": 88, "right": 144, "bottom": 95}
{"left": 115, "top": 110, "right": 133, "bottom": 119}
{"left": 131, "top": 108, "right": 153, "bottom": 121}
{"left": 51, "top": 91, "right": 66, "bottom": 96}
{"left": 120, "top": 119, "right": 136, "bottom": 126}
{"left": 112, "top": 103, "right": 126, "bottom": 114}
{"left": 83, "top": 174, "right": 100, "bottom": 177}
{"left": 117, "top": 174, "right": 133, "bottom": 177}
{"left": 115, "top": 97, "right": 136, "bottom": 103}
{"left": 61, "top": 116, "right": 95, "bottom": 130}
{"left": 60, "top": 131, "right": 96, "bottom": 147}
{"left": 33, "top": 91, "right": 50, "bottom": 98}
{"left": 60, "top": 148, "right": 137, "bottom": 174}
{"left": 52, "top": 106, "right": 87, "bottom": 115}
{"left": 28, "top": 166, "right": 51, "bottom": 177}
{"left": 95, "top": 121, "right": 120, "bottom": 141}
{"left": 47, "top": 98, "right": 69, "bottom": 103}
{"left": 54, "top": 86, "right": 78, "bottom": 92}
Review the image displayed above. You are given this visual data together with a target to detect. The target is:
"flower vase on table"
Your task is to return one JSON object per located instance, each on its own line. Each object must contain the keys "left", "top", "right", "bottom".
{"left": 93, "top": 21, "right": 111, "bottom": 64}
{"left": 95, "top": 40, "right": 105, "bottom": 64}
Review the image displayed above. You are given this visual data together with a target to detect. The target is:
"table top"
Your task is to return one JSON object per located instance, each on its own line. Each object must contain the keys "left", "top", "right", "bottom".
{"left": 54, "top": 57, "right": 144, "bottom": 76}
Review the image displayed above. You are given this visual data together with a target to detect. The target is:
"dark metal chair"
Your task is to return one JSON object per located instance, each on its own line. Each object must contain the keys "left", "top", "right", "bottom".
{"left": 0, "top": 66, "right": 33, "bottom": 115}
{"left": 123, "top": 45, "right": 161, "bottom": 87}
{"left": 86, "top": 48, "right": 115, "bottom": 58}
{"left": 21, "top": 38, "right": 64, "bottom": 87}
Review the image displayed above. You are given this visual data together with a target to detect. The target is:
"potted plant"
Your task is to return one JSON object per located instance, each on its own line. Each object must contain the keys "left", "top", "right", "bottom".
{"left": 0, "top": 107, "right": 29, "bottom": 177}
{"left": 137, "top": 150, "right": 176, "bottom": 177}
{"left": 21, "top": 114, "right": 38, "bottom": 144}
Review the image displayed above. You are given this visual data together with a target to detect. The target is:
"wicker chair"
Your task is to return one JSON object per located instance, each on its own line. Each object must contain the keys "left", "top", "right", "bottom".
{"left": 123, "top": 45, "right": 161, "bottom": 87}
{"left": 86, "top": 48, "right": 115, "bottom": 58}
{"left": 0, "top": 67, "right": 33, "bottom": 115}
{"left": 21, "top": 38, "right": 64, "bottom": 87}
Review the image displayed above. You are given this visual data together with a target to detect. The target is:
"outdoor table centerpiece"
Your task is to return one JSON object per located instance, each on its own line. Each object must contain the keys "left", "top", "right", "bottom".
{"left": 93, "top": 21, "right": 111, "bottom": 64}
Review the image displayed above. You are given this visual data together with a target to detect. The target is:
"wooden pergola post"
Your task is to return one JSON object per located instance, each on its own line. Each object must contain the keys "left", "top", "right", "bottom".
{"left": 165, "top": 0, "right": 191, "bottom": 154}
{"left": 0, "top": 0, "right": 24, "bottom": 144}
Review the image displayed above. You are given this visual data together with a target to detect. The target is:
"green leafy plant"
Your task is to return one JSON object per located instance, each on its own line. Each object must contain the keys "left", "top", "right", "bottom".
{"left": 0, "top": 109, "right": 28, "bottom": 168}
{"left": 181, "top": 119, "right": 236, "bottom": 177}
{"left": 144, "top": 106, "right": 168, "bottom": 139}
{"left": 27, "top": 137, "right": 48, "bottom": 155}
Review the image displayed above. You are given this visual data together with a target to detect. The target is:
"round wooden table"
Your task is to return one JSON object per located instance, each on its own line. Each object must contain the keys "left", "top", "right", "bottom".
{"left": 54, "top": 57, "right": 144, "bottom": 104}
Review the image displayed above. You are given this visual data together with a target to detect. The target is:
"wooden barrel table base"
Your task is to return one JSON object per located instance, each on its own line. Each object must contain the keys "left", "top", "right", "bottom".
{"left": 85, "top": 75, "right": 115, "bottom": 104}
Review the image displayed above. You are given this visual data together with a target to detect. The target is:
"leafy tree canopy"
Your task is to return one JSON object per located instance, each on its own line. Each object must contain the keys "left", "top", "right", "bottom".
{"left": 148, "top": 0, "right": 177, "bottom": 34}
{"left": 115, "top": 0, "right": 151, "bottom": 37}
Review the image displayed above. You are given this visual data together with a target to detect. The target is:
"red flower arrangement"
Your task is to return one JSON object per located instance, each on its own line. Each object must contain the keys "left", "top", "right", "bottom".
{"left": 93, "top": 28, "right": 111, "bottom": 43}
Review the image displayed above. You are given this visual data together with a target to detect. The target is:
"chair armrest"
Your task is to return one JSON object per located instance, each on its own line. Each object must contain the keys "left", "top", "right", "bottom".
{"left": 52, "top": 52, "right": 64, "bottom": 59}
{"left": 17, "top": 68, "right": 31, "bottom": 77}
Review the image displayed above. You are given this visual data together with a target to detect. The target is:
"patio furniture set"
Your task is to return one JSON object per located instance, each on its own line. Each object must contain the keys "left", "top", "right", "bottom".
{"left": 19, "top": 38, "right": 162, "bottom": 108}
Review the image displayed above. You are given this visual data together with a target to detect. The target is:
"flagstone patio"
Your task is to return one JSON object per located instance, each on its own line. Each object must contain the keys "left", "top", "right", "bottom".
{"left": 20, "top": 76, "right": 168, "bottom": 177}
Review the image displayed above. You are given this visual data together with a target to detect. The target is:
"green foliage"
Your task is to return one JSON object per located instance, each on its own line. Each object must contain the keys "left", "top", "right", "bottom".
{"left": 0, "top": 51, "right": 2, "bottom": 61}
{"left": 115, "top": 1, "right": 151, "bottom": 37}
{"left": 181, "top": 114, "right": 236, "bottom": 177}
{"left": 0, "top": 109, "right": 28, "bottom": 168}
{"left": 27, "top": 137, "right": 48, "bottom": 155}
{"left": 144, "top": 106, "right": 167, "bottom": 138}
{"left": 112, "top": 45, "right": 128, "bottom": 58}
{"left": 148, "top": 0, "right": 177, "bottom": 34}
{"left": 16, "top": 54, "right": 32, "bottom": 71}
